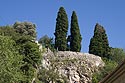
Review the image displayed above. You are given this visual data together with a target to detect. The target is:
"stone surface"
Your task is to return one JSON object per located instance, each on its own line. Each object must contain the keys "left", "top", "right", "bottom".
{"left": 42, "top": 49, "right": 105, "bottom": 83}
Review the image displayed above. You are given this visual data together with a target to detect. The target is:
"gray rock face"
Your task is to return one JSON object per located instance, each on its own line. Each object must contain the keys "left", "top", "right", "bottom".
{"left": 42, "top": 50, "right": 105, "bottom": 83}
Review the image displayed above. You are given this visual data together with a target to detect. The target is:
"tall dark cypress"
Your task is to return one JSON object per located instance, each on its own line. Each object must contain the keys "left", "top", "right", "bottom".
{"left": 89, "top": 23, "right": 110, "bottom": 58}
{"left": 54, "top": 7, "right": 68, "bottom": 51}
{"left": 70, "top": 11, "right": 82, "bottom": 52}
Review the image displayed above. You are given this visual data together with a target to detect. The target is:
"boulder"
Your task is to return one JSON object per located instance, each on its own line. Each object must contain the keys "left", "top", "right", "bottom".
{"left": 41, "top": 50, "right": 105, "bottom": 83}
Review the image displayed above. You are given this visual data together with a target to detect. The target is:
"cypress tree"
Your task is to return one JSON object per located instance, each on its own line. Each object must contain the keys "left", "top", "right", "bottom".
{"left": 54, "top": 7, "right": 68, "bottom": 51}
{"left": 89, "top": 23, "right": 110, "bottom": 58}
{"left": 70, "top": 11, "right": 82, "bottom": 52}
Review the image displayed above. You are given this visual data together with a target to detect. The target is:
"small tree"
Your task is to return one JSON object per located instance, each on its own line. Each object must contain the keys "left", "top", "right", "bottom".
{"left": 70, "top": 11, "right": 82, "bottom": 52}
{"left": 54, "top": 7, "right": 68, "bottom": 51}
{"left": 92, "top": 58, "right": 118, "bottom": 83}
{"left": 13, "top": 21, "right": 36, "bottom": 39}
{"left": 39, "top": 35, "right": 55, "bottom": 51}
{"left": 110, "top": 48, "right": 125, "bottom": 64}
{"left": 89, "top": 23, "right": 110, "bottom": 58}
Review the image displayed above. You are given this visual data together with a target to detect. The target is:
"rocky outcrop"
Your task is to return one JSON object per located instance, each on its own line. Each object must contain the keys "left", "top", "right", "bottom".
{"left": 41, "top": 49, "right": 105, "bottom": 83}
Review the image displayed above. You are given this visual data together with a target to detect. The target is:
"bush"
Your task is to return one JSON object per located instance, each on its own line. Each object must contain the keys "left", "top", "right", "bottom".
{"left": 110, "top": 48, "right": 125, "bottom": 64}
{"left": 92, "top": 58, "right": 118, "bottom": 83}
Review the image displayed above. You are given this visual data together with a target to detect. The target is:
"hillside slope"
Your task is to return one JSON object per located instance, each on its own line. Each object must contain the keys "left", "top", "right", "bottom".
{"left": 41, "top": 49, "right": 104, "bottom": 83}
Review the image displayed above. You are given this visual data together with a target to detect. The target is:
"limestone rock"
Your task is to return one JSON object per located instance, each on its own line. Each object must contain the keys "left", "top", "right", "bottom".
{"left": 42, "top": 50, "right": 105, "bottom": 83}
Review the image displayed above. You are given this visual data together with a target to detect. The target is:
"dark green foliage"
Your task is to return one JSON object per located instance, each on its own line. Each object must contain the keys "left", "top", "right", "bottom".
{"left": 0, "top": 23, "right": 41, "bottom": 83}
{"left": 13, "top": 21, "right": 36, "bottom": 39}
{"left": 0, "top": 36, "right": 24, "bottom": 83}
{"left": 39, "top": 35, "right": 55, "bottom": 51}
{"left": 54, "top": 7, "right": 68, "bottom": 51}
{"left": 39, "top": 35, "right": 52, "bottom": 47}
{"left": 70, "top": 11, "right": 82, "bottom": 52}
{"left": 16, "top": 36, "right": 41, "bottom": 82}
{"left": 110, "top": 48, "right": 125, "bottom": 64}
{"left": 92, "top": 58, "right": 117, "bottom": 83}
{"left": 0, "top": 26, "right": 16, "bottom": 36}
{"left": 89, "top": 23, "right": 110, "bottom": 58}
{"left": 92, "top": 48, "right": 125, "bottom": 82}
{"left": 21, "top": 41, "right": 41, "bottom": 65}
{"left": 0, "top": 26, "right": 21, "bottom": 41}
